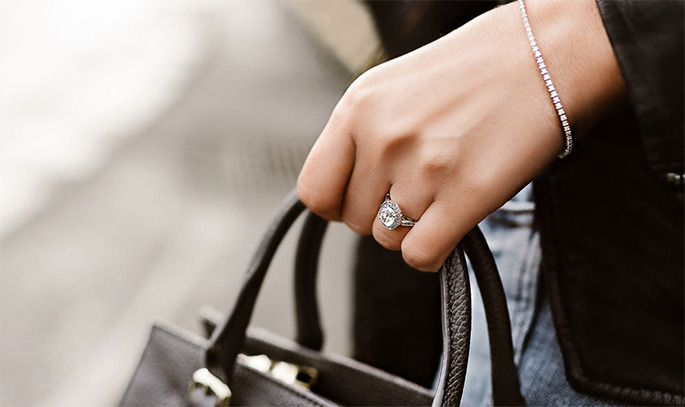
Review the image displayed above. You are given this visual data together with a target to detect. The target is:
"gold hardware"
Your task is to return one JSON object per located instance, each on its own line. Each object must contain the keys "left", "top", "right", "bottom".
{"left": 664, "top": 172, "right": 684, "bottom": 186}
{"left": 188, "top": 368, "right": 231, "bottom": 407}
{"left": 238, "top": 354, "right": 318, "bottom": 389}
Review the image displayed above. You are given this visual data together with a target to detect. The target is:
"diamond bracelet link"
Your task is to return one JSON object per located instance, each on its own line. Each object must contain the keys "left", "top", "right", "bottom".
{"left": 518, "top": 0, "right": 573, "bottom": 159}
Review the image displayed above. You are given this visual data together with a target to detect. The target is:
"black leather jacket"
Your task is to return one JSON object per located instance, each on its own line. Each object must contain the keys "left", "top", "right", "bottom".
{"left": 357, "top": 1, "right": 684, "bottom": 404}
{"left": 536, "top": 1, "right": 683, "bottom": 403}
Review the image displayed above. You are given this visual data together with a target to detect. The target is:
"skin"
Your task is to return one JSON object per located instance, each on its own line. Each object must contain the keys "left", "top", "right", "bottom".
{"left": 297, "top": 0, "right": 627, "bottom": 272}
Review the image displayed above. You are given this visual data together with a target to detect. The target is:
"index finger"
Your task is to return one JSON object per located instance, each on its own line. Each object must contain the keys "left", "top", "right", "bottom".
{"left": 297, "top": 109, "right": 355, "bottom": 221}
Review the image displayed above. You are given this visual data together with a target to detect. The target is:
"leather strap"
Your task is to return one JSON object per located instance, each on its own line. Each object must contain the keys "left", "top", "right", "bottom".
{"left": 462, "top": 227, "right": 525, "bottom": 406}
{"left": 293, "top": 212, "right": 327, "bottom": 351}
{"left": 206, "top": 191, "right": 525, "bottom": 406}
{"left": 433, "top": 245, "right": 472, "bottom": 406}
{"left": 294, "top": 212, "right": 525, "bottom": 406}
{"left": 206, "top": 191, "right": 306, "bottom": 381}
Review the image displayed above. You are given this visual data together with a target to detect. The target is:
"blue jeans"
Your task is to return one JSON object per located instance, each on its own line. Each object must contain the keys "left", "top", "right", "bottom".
{"left": 461, "top": 184, "right": 616, "bottom": 406}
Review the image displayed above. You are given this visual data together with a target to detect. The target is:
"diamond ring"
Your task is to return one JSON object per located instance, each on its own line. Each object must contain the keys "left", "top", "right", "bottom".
{"left": 378, "top": 193, "right": 417, "bottom": 230}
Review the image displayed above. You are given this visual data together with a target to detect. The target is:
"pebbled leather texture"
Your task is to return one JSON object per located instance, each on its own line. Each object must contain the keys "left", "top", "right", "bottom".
{"left": 121, "top": 191, "right": 524, "bottom": 406}
{"left": 433, "top": 248, "right": 471, "bottom": 407}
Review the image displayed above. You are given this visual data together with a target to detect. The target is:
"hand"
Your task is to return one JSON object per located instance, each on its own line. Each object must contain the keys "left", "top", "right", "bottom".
{"left": 297, "top": 0, "right": 625, "bottom": 271}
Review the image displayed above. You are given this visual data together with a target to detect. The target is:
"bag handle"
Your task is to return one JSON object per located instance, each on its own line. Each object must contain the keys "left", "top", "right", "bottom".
{"left": 206, "top": 191, "right": 525, "bottom": 406}
{"left": 293, "top": 211, "right": 327, "bottom": 351}
{"left": 462, "top": 227, "right": 527, "bottom": 406}
{"left": 294, "top": 212, "right": 525, "bottom": 406}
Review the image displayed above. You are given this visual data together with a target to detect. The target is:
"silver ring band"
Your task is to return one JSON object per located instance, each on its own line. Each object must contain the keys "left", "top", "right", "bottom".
{"left": 378, "top": 193, "right": 418, "bottom": 230}
{"left": 400, "top": 216, "right": 416, "bottom": 227}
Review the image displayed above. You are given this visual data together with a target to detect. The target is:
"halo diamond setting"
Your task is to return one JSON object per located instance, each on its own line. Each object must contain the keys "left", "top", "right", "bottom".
{"left": 378, "top": 201, "right": 403, "bottom": 230}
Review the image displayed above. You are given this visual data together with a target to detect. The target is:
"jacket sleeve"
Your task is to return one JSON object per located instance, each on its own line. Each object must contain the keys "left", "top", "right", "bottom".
{"left": 596, "top": 0, "right": 684, "bottom": 174}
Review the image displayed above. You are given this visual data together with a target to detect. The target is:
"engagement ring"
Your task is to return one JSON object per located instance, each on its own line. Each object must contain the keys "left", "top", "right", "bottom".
{"left": 378, "top": 193, "right": 417, "bottom": 230}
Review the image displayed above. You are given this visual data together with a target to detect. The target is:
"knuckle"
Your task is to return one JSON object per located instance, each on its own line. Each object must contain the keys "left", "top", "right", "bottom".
{"left": 374, "top": 129, "right": 414, "bottom": 156}
{"left": 342, "top": 73, "right": 374, "bottom": 113}
{"left": 418, "top": 146, "right": 454, "bottom": 178}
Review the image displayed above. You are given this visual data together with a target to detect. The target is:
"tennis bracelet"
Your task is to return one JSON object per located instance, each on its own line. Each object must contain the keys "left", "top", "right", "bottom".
{"left": 518, "top": 0, "right": 573, "bottom": 158}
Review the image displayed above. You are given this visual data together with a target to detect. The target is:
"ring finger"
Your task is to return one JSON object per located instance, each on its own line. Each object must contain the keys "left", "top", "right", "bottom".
{"left": 372, "top": 183, "right": 432, "bottom": 251}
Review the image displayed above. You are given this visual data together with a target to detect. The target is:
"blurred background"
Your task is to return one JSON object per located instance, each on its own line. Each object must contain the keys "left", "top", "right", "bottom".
{"left": 0, "top": 0, "right": 382, "bottom": 405}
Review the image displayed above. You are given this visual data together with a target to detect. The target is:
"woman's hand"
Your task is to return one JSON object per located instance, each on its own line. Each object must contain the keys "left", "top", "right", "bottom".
{"left": 297, "top": 0, "right": 625, "bottom": 271}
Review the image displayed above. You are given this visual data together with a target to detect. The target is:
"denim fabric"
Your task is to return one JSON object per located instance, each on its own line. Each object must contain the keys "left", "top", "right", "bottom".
{"left": 461, "top": 183, "right": 540, "bottom": 406}
{"left": 461, "top": 184, "right": 616, "bottom": 406}
{"left": 516, "top": 296, "right": 619, "bottom": 406}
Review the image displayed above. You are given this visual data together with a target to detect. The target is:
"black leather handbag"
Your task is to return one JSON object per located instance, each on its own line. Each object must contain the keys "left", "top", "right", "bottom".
{"left": 119, "top": 191, "right": 526, "bottom": 406}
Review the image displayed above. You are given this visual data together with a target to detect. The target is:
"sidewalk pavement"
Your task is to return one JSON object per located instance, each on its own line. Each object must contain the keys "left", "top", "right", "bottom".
{"left": 0, "top": 1, "right": 372, "bottom": 405}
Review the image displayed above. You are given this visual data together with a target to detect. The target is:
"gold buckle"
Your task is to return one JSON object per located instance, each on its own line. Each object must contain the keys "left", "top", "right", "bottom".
{"left": 188, "top": 368, "right": 231, "bottom": 407}
{"left": 238, "top": 354, "right": 318, "bottom": 389}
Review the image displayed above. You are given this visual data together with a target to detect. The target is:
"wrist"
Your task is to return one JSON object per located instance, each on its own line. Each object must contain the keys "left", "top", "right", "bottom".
{"left": 522, "top": 0, "right": 627, "bottom": 138}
